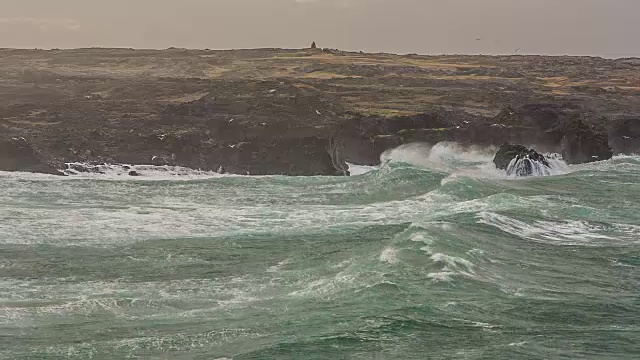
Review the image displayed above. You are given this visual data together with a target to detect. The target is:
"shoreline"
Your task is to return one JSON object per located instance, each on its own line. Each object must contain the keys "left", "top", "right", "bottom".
{"left": 1, "top": 48, "right": 638, "bottom": 175}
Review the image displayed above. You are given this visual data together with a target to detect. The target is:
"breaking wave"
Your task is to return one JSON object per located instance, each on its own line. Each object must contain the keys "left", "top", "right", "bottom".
{"left": 379, "top": 142, "right": 568, "bottom": 179}
{"left": 505, "top": 153, "right": 567, "bottom": 177}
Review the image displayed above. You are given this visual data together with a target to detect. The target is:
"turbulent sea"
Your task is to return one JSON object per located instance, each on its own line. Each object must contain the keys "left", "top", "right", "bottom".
{"left": 1, "top": 143, "right": 639, "bottom": 359}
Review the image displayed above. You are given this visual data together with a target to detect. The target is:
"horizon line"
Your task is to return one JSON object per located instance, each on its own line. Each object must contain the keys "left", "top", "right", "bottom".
{"left": 1, "top": 46, "right": 638, "bottom": 60}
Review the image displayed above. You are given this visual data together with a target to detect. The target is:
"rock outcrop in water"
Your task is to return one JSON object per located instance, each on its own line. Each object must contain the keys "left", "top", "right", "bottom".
{"left": 493, "top": 143, "right": 552, "bottom": 176}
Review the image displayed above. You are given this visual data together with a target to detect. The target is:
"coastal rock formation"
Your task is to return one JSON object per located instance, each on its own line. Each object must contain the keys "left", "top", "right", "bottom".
{"left": 335, "top": 110, "right": 470, "bottom": 165}
{"left": 560, "top": 115, "right": 613, "bottom": 164}
{"left": 493, "top": 143, "right": 551, "bottom": 176}
{"left": 114, "top": 132, "right": 349, "bottom": 176}
{"left": 66, "top": 163, "right": 106, "bottom": 174}
{"left": 0, "top": 49, "right": 637, "bottom": 176}
{"left": 609, "top": 117, "right": 640, "bottom": 155}
{"left": 216, "top": 137, "right": 349, "bottom": 176}
{"left": 0, "top": 138, "right": 60, "bottom": 174}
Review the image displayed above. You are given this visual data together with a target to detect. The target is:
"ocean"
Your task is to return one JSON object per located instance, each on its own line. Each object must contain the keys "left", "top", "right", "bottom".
{"left": 1, "top": 143, "right": 639, "bottom": 359}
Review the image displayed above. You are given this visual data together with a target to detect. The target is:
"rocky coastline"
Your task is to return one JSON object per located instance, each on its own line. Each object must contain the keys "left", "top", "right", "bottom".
{"left": 1, "top": 48, "right": 638, "bottom": 176}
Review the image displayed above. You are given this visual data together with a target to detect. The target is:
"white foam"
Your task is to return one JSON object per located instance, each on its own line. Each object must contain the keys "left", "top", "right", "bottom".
{"left": 410, "top": 233, "right": 434, "bottom": 244}
{"left": 62, "top": 162, "right": 229, "bottom": 181}
{"left": 420, "top": 246, "right": 433, "bottom": 255}
{"left": 509, "top": 342, "right": 528, "bottom": 347}
{"left": 0, "top": 276, "right": 279, "bottom": 328}
{"left": 380, "top": 142, "right": 509, "bottom": 180}
{"left": 478, "top": 211, "right": 623, "bottom": 245}
{"left": 381, "top": 142, "right": 496, "bottom": 173}
{"left": 378, "top": 141, "right": 578, "bottom": 180}
{"left": 266, "top": 259, "right": 290, "bottom": 273}
{"left": 504, "top": 153, "right": 568, "bottom": 177}
{"left": 379, "top": 247, "right": 399, "bottom": 264}
{"left": 347, "top": 163, "right": 379, "bottom": 176}
{"left": 288, "top": 272, "right": 359, "bottom": 298}
{"left": 426, "top": 272, "right": 455, "bottom": 282}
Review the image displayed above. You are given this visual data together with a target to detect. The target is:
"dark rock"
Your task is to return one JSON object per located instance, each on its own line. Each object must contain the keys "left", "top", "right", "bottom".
{"left": 335, "top": 110, "right": 473, "bottom": 165}
{"left": 150, "top": 155, "right": 170, "bottom": 166}
{"left": 311, "top": 41, "right": 317, "bottom": 49}
{"left": 497, "top": 103, "right": 575, "bottom": 131}
{"left": 67, "top": 163, "right": 90, "bottom": 173}
{"left": 199, "top": 137, "right": 349, "bottom": 176}
{"left": 493, "top": 143, "right": 550, "bottom": 176}
{"left": 66, "top": 163, "right": 104, "bottom": 174}
{"left": 0, "top": 138, "right": 61, "bottom": 175}
{"left": 608, "top": 117, "right": 640, "bottom": 155}
{"left": 2, "top": 49, "right": 640, "bottom": 178}
{"left": 560, "top": 115, "right": 613, "bottom": 164}
{"left": 486, "top": 103, "right": 580, "bottom": 149}
{"left": 128, "top": 171, "right": 140, "bottom": 176}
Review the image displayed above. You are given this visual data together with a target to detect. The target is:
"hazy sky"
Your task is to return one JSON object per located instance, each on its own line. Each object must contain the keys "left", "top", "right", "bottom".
{"left": 1, "top": 0, "right": 638, "bottom": 57}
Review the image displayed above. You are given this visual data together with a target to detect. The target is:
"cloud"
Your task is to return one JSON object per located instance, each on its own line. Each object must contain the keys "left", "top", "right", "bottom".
{"left": 0, "top": 17, "right": 80, "bottom": 31}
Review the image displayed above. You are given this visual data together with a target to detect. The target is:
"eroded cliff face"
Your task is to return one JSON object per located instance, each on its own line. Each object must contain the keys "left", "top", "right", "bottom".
{"left": 335, "top": 104, "right": 616, "bottom": 167}
{"left": 0, "top": 48, "right": 636, "bottom": 175}
{"left": 609, "top": 117, "right": 640, "bottom": 155}
{"left": 0, "top": 137, "right": 61, "bottom": 175}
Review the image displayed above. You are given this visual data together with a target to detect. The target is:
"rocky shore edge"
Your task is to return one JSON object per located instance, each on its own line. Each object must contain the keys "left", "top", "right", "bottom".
{"left": 1, "top": 103, "right": 637, "bottom": 176}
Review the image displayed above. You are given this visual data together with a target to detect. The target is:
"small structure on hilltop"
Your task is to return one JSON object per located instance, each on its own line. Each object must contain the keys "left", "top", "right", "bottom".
{"left": 310, "top": 41, "right": 317, "bottom": 49}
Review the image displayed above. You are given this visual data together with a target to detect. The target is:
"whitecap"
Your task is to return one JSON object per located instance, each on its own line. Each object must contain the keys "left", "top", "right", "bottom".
{"left": 379, "top": 247, "right": 399, "bottom": 264}
{"left": 347, "top": 163, "right": 379, "bottom": 176}
{"left": 266, "top": 259, "right": 290, "bottom": 273}
{"left": 478, "top": 211, "right": 620, "bottom": 245}
{"left": 426, "top": 272, "right": 455, "bottom": 283}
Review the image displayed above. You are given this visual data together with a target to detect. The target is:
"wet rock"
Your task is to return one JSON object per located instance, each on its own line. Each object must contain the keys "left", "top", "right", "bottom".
{"left": 493, "top": 143, "right": 550, "bottom": 176}
{"left": 67, "top": 163, "right": 90, "bottom": 173}
{"left": 128, "top": 171, "right": 140, "bottom": 176}
{"left": 66, "top": 163, "right": 104, "bottom": 174}
{"left": 150, "top": 155, "right": 170, "bottom": 166}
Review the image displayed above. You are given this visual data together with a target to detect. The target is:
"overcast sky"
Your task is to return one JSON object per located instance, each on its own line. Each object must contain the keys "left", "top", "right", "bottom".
{"left": 1, "top": 0, "right": 638, "bottom": 57}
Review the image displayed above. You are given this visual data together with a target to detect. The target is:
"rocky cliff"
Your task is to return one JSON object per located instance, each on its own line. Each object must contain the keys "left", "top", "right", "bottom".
{"left": 0, "top": 48, "right": 637, "bottom": 175}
